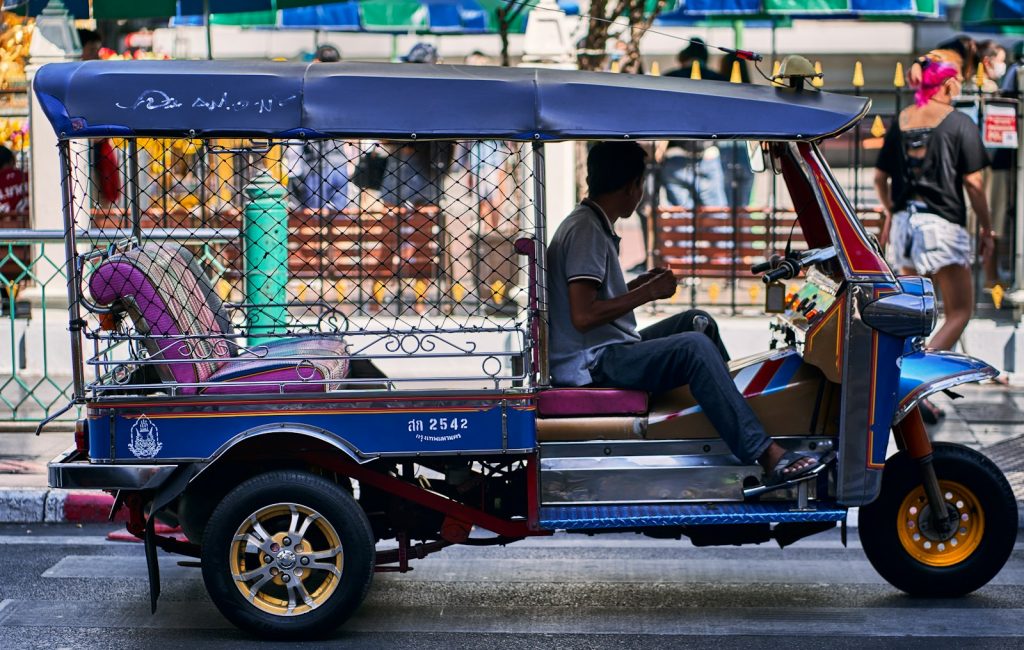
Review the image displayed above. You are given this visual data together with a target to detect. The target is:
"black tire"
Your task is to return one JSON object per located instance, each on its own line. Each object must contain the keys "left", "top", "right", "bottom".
{"left": 201, "top": 470, "right": 375, "bottom": 639}
{"left": 859, "top": 443, "right": 1018, "bottom": 597}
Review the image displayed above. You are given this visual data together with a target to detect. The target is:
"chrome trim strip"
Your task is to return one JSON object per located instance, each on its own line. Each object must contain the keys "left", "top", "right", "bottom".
{"left": 893, "top": 368, "right": 998, "bottom": 424}
{"left": 47, "top": 447, "right": 177, "bottom": 490}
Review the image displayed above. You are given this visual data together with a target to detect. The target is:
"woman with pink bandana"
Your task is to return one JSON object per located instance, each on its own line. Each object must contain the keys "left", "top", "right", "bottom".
{"left": 874, "top": 49, "right": 995, "bottom": 423}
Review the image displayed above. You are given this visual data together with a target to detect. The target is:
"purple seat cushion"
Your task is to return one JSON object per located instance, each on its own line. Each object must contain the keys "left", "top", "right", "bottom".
{"left": 201, "top": 337, "right": 350, "bottom": 395}
{"left": 537, "top": 388, "right": 649, "bottom": 417}
{"left": 90, "top": 244, "right": 351, "bottom": 395}
{"left": 89, "top": 244, "right": 233, "bottom": 388}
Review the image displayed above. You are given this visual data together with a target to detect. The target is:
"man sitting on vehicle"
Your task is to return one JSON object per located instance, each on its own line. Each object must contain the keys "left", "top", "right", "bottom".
{"left": 547, "top": 141, "right": 823, "bottom": 486}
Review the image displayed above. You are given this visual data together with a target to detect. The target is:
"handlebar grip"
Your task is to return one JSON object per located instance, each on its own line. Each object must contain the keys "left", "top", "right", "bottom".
{"left": 750, "top": 254, "right": 781, "bottom": 275}
{"left": 762, "top": 258, "right": 801, "bottom": 284}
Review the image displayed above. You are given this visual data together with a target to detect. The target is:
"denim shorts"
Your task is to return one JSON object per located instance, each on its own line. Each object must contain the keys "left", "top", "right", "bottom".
{"left": 887, "top": 206, "right": 971, "bottom": 275}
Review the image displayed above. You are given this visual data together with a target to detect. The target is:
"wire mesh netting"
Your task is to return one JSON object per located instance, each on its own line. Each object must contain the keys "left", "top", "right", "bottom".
{"left": 67, "top": 137, "right": 538, "bottom": 397}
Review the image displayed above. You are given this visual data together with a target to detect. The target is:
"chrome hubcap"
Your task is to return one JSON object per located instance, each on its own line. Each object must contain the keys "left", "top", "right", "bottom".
{"left": 229, "top": 503, "right": 344, "bottom": 617}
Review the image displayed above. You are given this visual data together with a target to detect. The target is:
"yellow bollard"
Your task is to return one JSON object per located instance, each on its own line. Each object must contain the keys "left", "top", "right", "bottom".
{"left": 893, "top": 61, "right": 905, "bottom": 88}
{"left": 690, "top": 60, "right": 702, "bottom": 80}
{"left": 852, "top": 61, "right": 865, "bottom": 88}
{"left": 708, "top": 282, "right": 721, "bottom": 303}
{"left": 730, "top": 60, "right": 742, "bottom": 84}
{"left": 216, "top": 279, "right": 232, "bottom": 302}
{"left": 650, "top": 60, "right": 661, "bottom": 76}
{"left": 993, "top": 284, "right": 1005, "bottom": 310}
{"left": 976, "top": 64, "right": 987, "bottom": 90}
{"left": 871, "top": 115, "right": 886, "bottom": 138}
{"left": 414, "top": 279, "right": 428, "bottom": 304}
{"left": 491, "top": 280, "right": 506, "bottom": 305}
{"left": 334, "top": 280, "right": 348, "bottom": 301}
{"left": 812, "top": 61, "right": 824, "bottom": 88}
{"left": 451, "top": 282, "right": 466, "bottom": 303}
{"left": 749, "top": 283, "right": 760, "bottom": 304}
{"left": 610, "top": 60, "right": 621, "bottom": 74}
{"left": 373, "top": 280, "right": 387, "bottom": 305}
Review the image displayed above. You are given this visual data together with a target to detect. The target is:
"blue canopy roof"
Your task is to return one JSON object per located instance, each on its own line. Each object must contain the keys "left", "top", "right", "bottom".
{"left": 33, "top": 60, "right": 870, "bottom": 141}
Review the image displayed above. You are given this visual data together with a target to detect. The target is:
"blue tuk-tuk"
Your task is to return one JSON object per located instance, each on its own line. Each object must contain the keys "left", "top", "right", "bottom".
{"left": 36, "top": 59, "right": 1017, "bottom": 639}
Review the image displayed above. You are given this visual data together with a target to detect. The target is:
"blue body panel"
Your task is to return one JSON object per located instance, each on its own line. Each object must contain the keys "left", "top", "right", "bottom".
{"left": 87, "top": 396, "right": 536, "bottom": 462}
{"left": 896, "top": 350, "right": 997, "bottom": 420}
{"left": 539, "top": 503, "right": 847, "bottom": 530}
{"left": 868, "top": 332, "right": 905, "bottom": 466}
{"left": 33, "top": 61, "right": 870, "bottom": 141}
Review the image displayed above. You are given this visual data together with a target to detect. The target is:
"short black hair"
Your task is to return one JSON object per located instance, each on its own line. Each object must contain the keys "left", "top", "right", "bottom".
{"left": 315, "top": 44, "right": 341, "bottom": 63}
{"left": 77, "top": 29, "right": 101, "bottom": 47}
{"left": 586, "top": 141, "right": 647, "bottom": 197}
{"left": 678, "top": 37, "right": 708, "bottom": 64}
{"left": 0, "top": 146, "right": 14, "bottom": 169}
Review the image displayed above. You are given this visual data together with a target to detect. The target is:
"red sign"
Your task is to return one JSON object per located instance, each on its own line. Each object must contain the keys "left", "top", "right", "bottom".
{"left": 983, "top": 103, "right": 1018, "bottom": 149}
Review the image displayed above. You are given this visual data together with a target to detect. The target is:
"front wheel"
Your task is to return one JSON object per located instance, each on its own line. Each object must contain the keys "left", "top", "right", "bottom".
{"left": 201, "top": 470, "right": 375, "bottom": 639}
{"left": 859, "top": 443, "right": 1018, "bottom": 597}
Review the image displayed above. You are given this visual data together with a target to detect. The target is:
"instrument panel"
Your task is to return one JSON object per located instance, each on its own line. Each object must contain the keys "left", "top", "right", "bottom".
{"left": 781, "top": 267, "right": 840, "bottom": 329}
{"left": 771, "top": 265, "right": 845, "bottom": 382}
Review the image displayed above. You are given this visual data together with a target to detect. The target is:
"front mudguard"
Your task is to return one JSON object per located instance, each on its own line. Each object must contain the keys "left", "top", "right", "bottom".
{"left": 894, "top": 350, "right": 997, "bottom": 425}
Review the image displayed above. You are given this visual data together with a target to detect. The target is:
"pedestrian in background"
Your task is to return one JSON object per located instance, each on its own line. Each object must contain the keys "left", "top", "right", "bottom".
{"left": 0, "top": 145, "right": 28, "bottom": 216}
{"left": 971, "top": 40, "right": 1010, "bottom": 287}
{"left": 78, "top": 29, "right": 121, "bottom": 207}
{"left": 875, "top": 50, "right": 994, "bottom": 422}
{"left": 717, "top": 53, "right": 755, "bottom": 211}
{"left": 657, "top": 38, "right": 728, "bottom": 211}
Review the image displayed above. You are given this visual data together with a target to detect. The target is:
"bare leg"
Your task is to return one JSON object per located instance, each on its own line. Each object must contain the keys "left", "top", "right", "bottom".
{"left": 929, "top": 263, "right": 974, "bottom": 351}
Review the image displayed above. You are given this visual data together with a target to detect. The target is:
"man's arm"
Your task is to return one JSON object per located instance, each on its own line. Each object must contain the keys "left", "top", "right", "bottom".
{"left": 568, "top": 270, "right": 677, "bottom": 333}
{"left": 964, "top": 170, "right": 995, "bottom": 260}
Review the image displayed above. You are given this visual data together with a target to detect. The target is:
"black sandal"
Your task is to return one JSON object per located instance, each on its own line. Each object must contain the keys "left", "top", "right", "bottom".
{"left": 918, "top": 399, "right": 945, "bottom": 425}
{"left": 765, "top": 451, "right": 827, "bottom": 487}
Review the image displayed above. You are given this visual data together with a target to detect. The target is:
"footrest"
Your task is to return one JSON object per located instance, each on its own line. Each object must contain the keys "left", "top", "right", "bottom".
{"left": 538, "top": 502, "right": 847, "bottom": 531}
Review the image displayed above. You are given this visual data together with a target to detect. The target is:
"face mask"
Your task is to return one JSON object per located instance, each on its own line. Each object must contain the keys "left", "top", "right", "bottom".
{"left": 991, "top": 61, "right": 1007, "bottom": 79}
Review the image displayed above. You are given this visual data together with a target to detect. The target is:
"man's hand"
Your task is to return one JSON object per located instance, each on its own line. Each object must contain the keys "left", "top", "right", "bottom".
{"left": 979, "top": 231, "right": 996, "bottom": 261}
{"left": 644, "top": 268, "right": 678, "bottom": 301}
{"left": 627, "top": 266, "right": 667, "bottom": 291}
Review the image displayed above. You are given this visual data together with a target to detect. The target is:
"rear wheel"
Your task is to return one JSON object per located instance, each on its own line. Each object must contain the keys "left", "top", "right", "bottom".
{"left": 859, "top": 443, "right": 1018, "bottom": 596}
{"left": 201, "top": 470, "right": 374, "bottom": 639}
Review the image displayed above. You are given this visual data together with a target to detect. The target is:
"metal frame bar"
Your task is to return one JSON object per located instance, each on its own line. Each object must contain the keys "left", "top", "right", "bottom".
{"left": 59, "top": 140, "right": 85, "bottom": 402}
{"left": 531, "top": 142, "right": 549, "bottom": 387}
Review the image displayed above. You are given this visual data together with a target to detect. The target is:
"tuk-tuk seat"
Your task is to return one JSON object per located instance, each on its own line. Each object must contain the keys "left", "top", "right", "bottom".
{"left": 537, "top": 387, "right": 648, "bottom": 417}
{"left": 89, "top": 244, "right": 349, "bottom": 394}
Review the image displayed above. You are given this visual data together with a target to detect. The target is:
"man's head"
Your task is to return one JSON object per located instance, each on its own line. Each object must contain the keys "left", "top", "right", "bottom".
{"left": 77, "top": 29, "right": 102, "bottom": 61}
{"left": 0, "top": 146, "right": 16, "bottom": 170}
{"left": 677, "top": 38, "right": 708, "bottom": 67}
{"left": 403, "top": 43, "right": 439, "bottom": 64}
{"left": 587, "top": 141, "right": 647, "bottom": 217}
{"left": 314, "top": 45, "right": 341, "bottom": 63}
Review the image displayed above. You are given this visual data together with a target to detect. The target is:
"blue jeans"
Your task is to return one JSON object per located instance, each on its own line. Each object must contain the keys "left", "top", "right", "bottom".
{"left": 659, "top": 154, "right": 728, "bottom": 209}
{"left": 590, "top": 310, "right": 771, "bottom": 464}
{"left": 719, "top": 141, "right": 754, "bottom": 210}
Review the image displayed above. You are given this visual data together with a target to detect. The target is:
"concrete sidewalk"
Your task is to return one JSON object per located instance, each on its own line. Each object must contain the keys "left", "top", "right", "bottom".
{"left": 0, "top": 383, "right": 1022, "bottom": 525}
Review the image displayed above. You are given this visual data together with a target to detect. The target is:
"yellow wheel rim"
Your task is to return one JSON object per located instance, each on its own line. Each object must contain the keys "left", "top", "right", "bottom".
{"left": 896, "top": 480, "right": 985, "bottom": 567}
{"left": 228, "top": 503, "right": 344, "bottom": 616}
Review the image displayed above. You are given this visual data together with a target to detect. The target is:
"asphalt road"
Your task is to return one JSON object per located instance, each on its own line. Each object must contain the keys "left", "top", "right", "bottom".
{"left": 1, "top": 523, "right": 1023, "bottom": 649}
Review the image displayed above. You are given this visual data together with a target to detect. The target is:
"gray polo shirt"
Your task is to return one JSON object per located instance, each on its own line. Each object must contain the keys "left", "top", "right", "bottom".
{"left": 547, "top": 200, "right": 641, "bottom": 386}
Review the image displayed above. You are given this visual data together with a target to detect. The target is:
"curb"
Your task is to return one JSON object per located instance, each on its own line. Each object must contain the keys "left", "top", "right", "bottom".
{"left": 0, "top": 488, "right": 127, "bottom": 524}
{"left": 1, "top": 488, "right": 1023, "bottom": 528}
